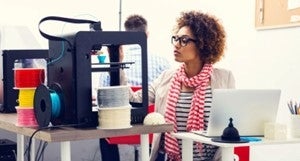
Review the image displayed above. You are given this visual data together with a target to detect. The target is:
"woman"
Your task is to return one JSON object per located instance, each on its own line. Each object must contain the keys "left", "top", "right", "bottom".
{"left": 128, "top": 10, "right": 235, "bottom": 161}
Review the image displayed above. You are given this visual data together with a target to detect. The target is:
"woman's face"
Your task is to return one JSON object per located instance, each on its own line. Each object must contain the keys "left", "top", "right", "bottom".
{"left": 172, "top": 26, "right": 200, "bottom": 64}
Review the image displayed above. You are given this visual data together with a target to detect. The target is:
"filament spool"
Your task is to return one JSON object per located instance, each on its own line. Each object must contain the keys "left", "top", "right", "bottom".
{"left": 34, "top": 84, "right": 64, "bottom": 127}
{"left": 18, "top": 88, "right": 36, "bottom": 107}
{"left": 98, "top": 106, "right": 131, "bottom": 129}
{"left": 14, "top": 68, "right": 45, "bottom": 88}
{"left": 16, "top": 107, "right": 38, "bottom": 127}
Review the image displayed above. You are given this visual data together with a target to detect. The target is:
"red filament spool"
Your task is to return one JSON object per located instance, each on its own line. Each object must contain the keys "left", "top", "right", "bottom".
{"left": 14, "top": 68, "right": 45, "bottom": 88}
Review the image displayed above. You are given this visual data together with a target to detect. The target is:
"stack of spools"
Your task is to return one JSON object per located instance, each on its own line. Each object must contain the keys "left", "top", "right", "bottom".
{"left": 97, "top": 85, "right": 132, "bottom": 129}
{"left": 14, "top": 68, "right": 45, "bottom": 127}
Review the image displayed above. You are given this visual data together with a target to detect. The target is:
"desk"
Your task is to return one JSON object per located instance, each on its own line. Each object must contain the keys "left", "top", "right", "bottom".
{"left": 0, "top": 113, "right": 173, "bottom": 161}
{"left": 172, "top": 132, "right": 300, "bottom": 161}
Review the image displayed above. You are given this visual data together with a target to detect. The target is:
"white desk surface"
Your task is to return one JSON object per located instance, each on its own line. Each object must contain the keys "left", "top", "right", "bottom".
{"left": 172, "top": 132, "right": 300, "bottom": 147}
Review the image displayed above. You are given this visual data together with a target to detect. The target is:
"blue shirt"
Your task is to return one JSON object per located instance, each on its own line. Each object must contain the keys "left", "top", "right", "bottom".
{"left": 99, "top": 44, "right": 170, "bottom": 86}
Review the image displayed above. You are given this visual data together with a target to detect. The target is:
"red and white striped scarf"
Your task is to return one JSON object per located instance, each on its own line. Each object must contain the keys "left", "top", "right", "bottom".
{"left": 164, "top": 63, "right": 213, "bottom": 161}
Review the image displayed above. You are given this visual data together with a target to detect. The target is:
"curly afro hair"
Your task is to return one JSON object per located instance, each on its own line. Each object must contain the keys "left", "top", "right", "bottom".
{"left": 173, "top": 10, "right": 226, "bottom": 64}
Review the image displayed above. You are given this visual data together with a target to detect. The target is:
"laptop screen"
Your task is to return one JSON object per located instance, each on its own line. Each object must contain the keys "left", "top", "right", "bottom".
{"left": 203, "top": 89, "right": 281, "bottom": 137}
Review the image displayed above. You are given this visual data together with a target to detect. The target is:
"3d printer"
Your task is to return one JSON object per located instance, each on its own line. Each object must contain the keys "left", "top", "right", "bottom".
{"left": 1, "top": 17, "right": 149, "bottom": 128}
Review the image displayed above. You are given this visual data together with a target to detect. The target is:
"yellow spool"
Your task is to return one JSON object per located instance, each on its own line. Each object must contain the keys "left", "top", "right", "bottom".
{"left": 18, "top": 88, "right": 36, "bottom": 108}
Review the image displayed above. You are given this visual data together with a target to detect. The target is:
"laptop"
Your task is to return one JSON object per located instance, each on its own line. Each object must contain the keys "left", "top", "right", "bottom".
{"left": 192, "top": 89, "right": 281, "bottom": 137}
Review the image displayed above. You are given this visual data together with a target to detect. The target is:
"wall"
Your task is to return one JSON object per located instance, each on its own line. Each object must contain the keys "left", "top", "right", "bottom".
{"left": 1, "top": 0, "right": 300, "bottom": 160}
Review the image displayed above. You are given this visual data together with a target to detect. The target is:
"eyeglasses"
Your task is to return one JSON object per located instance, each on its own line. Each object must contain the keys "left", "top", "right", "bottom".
{"left": 171, "top": 35, "right": 197, "bottom": 47}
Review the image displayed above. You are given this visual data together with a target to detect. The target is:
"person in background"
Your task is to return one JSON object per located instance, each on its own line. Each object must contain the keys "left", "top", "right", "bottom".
{"left": 99, "top": 14, "right": 170, "bottom": 161}
{"left": 99, "top": 14, "right": 170, "bottom": 86}
{"left": 127, "top": 10, "right": 235, "bottom": 161}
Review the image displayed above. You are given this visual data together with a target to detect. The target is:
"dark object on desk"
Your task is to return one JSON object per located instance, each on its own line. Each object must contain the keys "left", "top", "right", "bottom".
{"left": 38, "top": 16, "right": 149, "bottom": 128}
{"left": 0, "top": 139, "right": 17, "bottom": 161}
{"left": 34, "top": 84, "right": 60, "bottom": 127}
{"left": 0, "top": 50, "right": 48, "bottom": 113}
{"left": 212, "top": 118, "right": 249, "bottom": 143}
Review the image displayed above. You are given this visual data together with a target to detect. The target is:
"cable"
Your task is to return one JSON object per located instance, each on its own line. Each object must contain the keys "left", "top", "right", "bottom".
{"left": 26, "top": 123, "right": 86, "bottom": 161}
{"left": 35, "top": 141, "right": 48, "bottom": 161}
{"left": 26, "top": 127, "right": 47, "bottom": 161}
{"left": 47, "top": 41, "right": 65, "bottom": 65}
{"left": 35, "top": 140, "right": 43, "bottom": 161}
{"left": 12, "top": 149, "right": 17, "bottom": 161}
{"left": 46, "top": 14, "right": 100, "bottom": 66}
